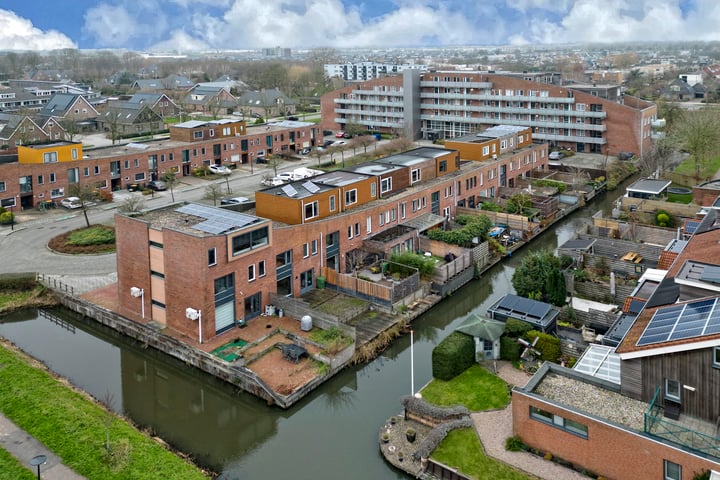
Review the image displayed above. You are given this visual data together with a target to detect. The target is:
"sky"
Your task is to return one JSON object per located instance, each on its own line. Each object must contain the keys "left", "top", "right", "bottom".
{"left": 1, "top": 0, "right": 720, "bottom": 52}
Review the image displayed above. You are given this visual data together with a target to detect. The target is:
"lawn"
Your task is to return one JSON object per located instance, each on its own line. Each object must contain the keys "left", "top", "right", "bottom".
{"left": 674, "top": 155, "right": 720, "bottom": 179}
{"left": 0, "top": 446, "right": 37, "bottom": 480}
{"left": 431, "top": 428, "right": 530, "bottom": 480}
{"left": 0, "top": 343, "right": 210, "bottom": 480}
{"left": 421, "top": 364, "right": 510, "bottom": 411}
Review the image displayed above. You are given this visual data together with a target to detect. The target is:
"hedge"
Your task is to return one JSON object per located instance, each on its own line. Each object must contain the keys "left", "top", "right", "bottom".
{"left": 432, "top": 331, "right": 475, "bottom": 381}
{"left": 525, "top": 330, "right": 561, "bottom": 362}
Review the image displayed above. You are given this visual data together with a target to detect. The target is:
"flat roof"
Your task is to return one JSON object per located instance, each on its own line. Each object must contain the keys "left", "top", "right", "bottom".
{"left": 627, "top": 178, "right": 672, "bottom": 195}
{"left": 24, "top": 141, "right": 79, "bottom": 149}
{"left": 342, "top": 161, "right": 404, "bottom": 176}
{"left": 375, "top": 146, "right": 455, "bottom": 167}
{"left": 487, "top": 293, "right": 558, "bottom": 328}
{"left": 559, "top": 238, "right": 596, "bottom": 251}
{"left": 139, "top": 202, "right": 267, "bottom": 236}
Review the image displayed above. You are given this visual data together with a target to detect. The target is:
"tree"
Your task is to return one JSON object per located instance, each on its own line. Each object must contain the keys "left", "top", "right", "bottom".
{"left": 59, "top": 118, "right": 78, "bottom": 142}
{"left": 162, "top": 171, "right": 179, "bottom": 202}
{"left": 312, "top": 147, "right": 325, "bottom": 167}
{"left": 512, "top": 250, "right": 567, "bottom": 307}
{"left": 267, "top": 154, "right": 284, "bottom": 176}
{"left": 506, "top": 192, "right": 532, "bottom": 217}
{"left": 119, "top": 195, "right": 146, "bottom": 216}
{"left": 204, "top": 183, "right": 223, "bottom": 206}
{"left": 67, "top": 183, "right": 97, "bottom": 228}
{"left": 355, "top": 135, "right": 376, "bottom": 154}
{"left": 669, "top": 107, "right": 720, "bottom": 180}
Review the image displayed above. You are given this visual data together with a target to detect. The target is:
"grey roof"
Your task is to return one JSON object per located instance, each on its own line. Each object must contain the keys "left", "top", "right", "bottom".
{"left": 37, "top": 93, "right": 82, "bottom": 117}
{"left": 456, "top": 313, "right": 505, "bottom": 341}
{"left": 626, "top": 178, "right": 672, "bottom": 195}
{"left": 236, "top": 88, "right": 295, "bottom": 107}
{"left": 127, "top": 93, "right": 163, "bottom": 104}
{"left": 375, "top": 147, "right": 454, "bottom": 167}
{"left": 487, "top": 293, "right": 559, "bottom": 329}
{"left": 603, "top": 313, "right": 638, "bottom": 347}
{"left": 401, "top": 212, "right": 446, "bottom": 232}
{"left": 559, "top": 238, "right": 596, "bottom": 251}
{"left": 645, "top": 277, "right": 679, "bottom": 309}
{"left": 101, "top": 103, "right": 160, "bottom": 123}
{"left": 343, "top": 160, "right": 404, "bottom": 176}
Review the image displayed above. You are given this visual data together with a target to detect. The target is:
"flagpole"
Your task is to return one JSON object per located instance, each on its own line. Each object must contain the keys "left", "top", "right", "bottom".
{"left": 410, "top": 329, "right": 415, "bottom": 395}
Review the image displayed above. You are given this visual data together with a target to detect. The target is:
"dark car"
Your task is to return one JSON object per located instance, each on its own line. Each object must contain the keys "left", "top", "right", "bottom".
{"left": 288, "top": 116, "right": 299, "bottom": 121}
{"left": 617, "top": 151, "right": 635, "bottom": 160}
{"left": 148, "top": 180, "right": 168, "bottom": 191}
{"left": 323, "top": 140, "right": 334, "bottom": 148}
{"left": 255, "top": 156, "right": 268, "bottom": 164}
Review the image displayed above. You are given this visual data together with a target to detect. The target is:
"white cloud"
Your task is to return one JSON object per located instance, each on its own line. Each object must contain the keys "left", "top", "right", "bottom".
{"left": 149, "top": 31, "right": 209, "bottom": 53}
{"left": 0, "top": 9, "right": 76, "bottom": 51}
{"left": 82, "top": 3, "right": 167, "bottom": 48}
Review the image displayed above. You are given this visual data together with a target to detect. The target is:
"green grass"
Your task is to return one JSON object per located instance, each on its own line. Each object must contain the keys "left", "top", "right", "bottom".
{"left": 674, "top": 155, "right": 720, "bottom": 179}
{"left": 67, "top": 225, "right": 116, "bottom": 246}
{"left": 0, "top": 344, "right": 210, "bottom": 480}
{"left": 0, "top": 290, "right": 36, "bottom": 309}
{"left": 421, "top": 364, "right": 510, "bottom": 411}
{"left": 431, "top": 428, "right": 529, "bottom": 480}
{"left": 0, "top": 446, "right": 37, "bottom": 479}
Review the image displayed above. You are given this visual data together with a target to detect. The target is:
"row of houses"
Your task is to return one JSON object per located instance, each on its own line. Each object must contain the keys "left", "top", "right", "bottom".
{"left": 113, "top": 125, "right": 548, "bottom": 345}
{"left": 0, "top": 118, "right": 321, "bottom": 210}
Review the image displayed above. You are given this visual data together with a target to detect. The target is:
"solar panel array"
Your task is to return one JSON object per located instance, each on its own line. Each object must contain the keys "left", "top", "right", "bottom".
{"left": 496, "top": 294, "right": 550, "bottom": 320}
{"left": 685, "top": 219, "right": 702, "bottom": 235}
{"left": 176, "top": 204, "right": 258, "bottom": 235}
{"left": 281, "top": 184, "right": 298, "bottom": 197}
{"left": 636, "top": 297, "right": 720, "bottom": 346}
{"left": 701, "top": 265, "right": 720, "bottom": 284}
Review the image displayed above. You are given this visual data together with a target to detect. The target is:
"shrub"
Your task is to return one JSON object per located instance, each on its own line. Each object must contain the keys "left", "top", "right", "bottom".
{"left": 432, "top": 331, "right": 475, "bottom": 381}
{"left": 389, "top": 252, "right": 435, "bottom": 276}
{"left": 544, "top": 452, "right": 553, "bottom": 461}
{"left": 505, "top": 435, "right": 524, "bottom": 452}
{"left": 500, "top": 336, "right": 521, "bottom": 361}
{"left": 0, "top": 211, "right": 14, "bottom": 225}
{"left": 67, "top": 226, "right": 116, "bottom": 246}
{"left": 427, "top": 214, "right": 493, "bottom": 246}
{"left": 526, "top": 330, "right": 561, "bottom": 362}
{"left": 504, "top": 318, "right": 533, "bottom": 338}
{"left": 655, "top": 210, "right": 674, "bottom": 228}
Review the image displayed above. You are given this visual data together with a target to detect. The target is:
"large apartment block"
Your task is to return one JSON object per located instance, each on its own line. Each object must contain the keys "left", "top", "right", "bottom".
{"left": 324, "top": 62, "right": 427, "bottom": 82}
{"left": 321, "top": 70, "right": 657, "bottom": 157}
{"left": 116, "top": 126, "right": 547, "bottom": 343}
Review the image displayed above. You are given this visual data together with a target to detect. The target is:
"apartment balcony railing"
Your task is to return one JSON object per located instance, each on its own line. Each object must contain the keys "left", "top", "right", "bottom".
{"left": 335, "top": 118, "right": 402, "bottom": 128}
{"left": 335, "top": 97, "right": 404, "bottom": 108}
{"left": 644, "top": 386, "right": 720, "bottom": 461}
{"left": 419, "top": 103, "right": 607, "bottom": 119}
{"left": 335, "top": 108, "right": 403, "bottom": 118}
{"left": 420, "top": 81, "right": 492, "bottom": 89}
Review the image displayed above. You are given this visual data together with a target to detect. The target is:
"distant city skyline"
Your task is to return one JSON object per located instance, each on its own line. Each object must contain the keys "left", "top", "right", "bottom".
{"left": 1, "top": 0, "right": 719, "bottom": 53}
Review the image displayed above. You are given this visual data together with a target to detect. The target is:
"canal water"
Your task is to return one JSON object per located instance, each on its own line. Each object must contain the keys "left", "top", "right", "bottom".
{"left": 0, "top": 182, "right": 627, "bottom": 479}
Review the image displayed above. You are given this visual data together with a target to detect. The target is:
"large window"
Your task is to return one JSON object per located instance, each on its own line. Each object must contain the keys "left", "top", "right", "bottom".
{"left": 411, "top": 168, "right": 421, "bottom": 184}
{"left": 304, "top": 200, "right": 319, "bottom": 220}
{"left": 43, "top": 151, "right": 58, "bottom": 163}
{"left": 329, "top": 195, "right": 336, "bottom": 212}
{"left": 208, "top": 248, "right": 216, "bottom": 266}
{"left": 276, "top": 250, "right": 292, "bottom": 267}
{"left": 381, "top": 177, "right": 392, "bottom": 194}
{"left": 663, "top": 460, "right": 681, "bottom": 480}
{"left": 345, "top": 189, "right": 357, "bottom": 206}
{"left": 231, "top": 226, "right": 269, "bottom": 256}
{"left": 529, "top": 406, "right": 587, "bottom": 439}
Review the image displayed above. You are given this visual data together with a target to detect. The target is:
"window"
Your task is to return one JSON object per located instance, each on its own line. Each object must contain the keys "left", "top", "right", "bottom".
{"left": 439, "top": 160, "right": 447, "bottom": 172}
{"left": 94, "top": 165, "right": 100, "bottom": 175}
{"left": 329, "top": 195, "right": 336, "bottom": 212}
{"left": 366, "top": 216, "right": 372, "bottom": 233}
{"left": 345, "top": 189, "right": 357, "bottom": 206}
{"left": 0, "top": 182, "right": 5, "bottom": 192}
{"left": 303, "top": 243, "right": 309, "bottom": 258}
{"left": 71, "top": 148, "right": 78, "bottom": 160}
{"left": 381, "top": 178, "right": 392, "bottom": 193}
{"left": 529, "top": 406, "right": 588, "bottom": 439}
{"left": 276, "top": 250, "right": 292, "bottom": 267}
{"left": 208, "top": 248, "right": 216, "bottom": 266}
{"left": 258, "top": 260, "right": 266, "bottom": 277}
{"left": 49, "top": 173, "right": 56, "bottom": 183}
{"left": 411, "top": 168, "right": 421, "bottom": 183}
{"left": 124, "top": 160, "right": 130, "bottom": 169}
{"left": 149, "top": 240, "right": 163, "bottom": 248}
{"left": 714, "top": 346, "right": 720, "bottom": 368}
{"left": 67, "top": 168, "right": 79, "bottom": 184}
{"left": 370, "top": 183, "right": 376, "bottom": 197}
{"left": 664, "top": 460, "right": 681, "bottom": 480}
{"left": 43, "top": 151, "right": 58, "bottom": 163}
{"left": 134, "top": 172, "right": 146, "bottom": 181}
{"left": 37, "top": 176, "right": 43, "bottom": 185}
{"left": 355, "top": 223, "right": 360, "bottom": 236}
{"left": 665, "top": 379, "right": 681, "bottom": 403}
{"left": 231, "top": 226, "right": 269, "bottom": 256}
{"left": 482, "top": 145, "right": 490, "bottom": 156}
{"left": 194, "top": 131, "right": 203, "bottom": 139}
{"left": 83, "top": 167, "right": 90, "bottom": 177}
{"left": 311, "top": 240, "right": 318, "bottom": 255}
{"left": 214, "top": 273, "right": 234, "bottom": 293}
{"left": 248, "top": 264, "right": 256, "bottom": 281}
{"left": 348, "top": 225, "right": 353, "bottom": 239}
{"left": 304, "top": 200, "right": 319, "bottom": 220}
{"left": 400, "top": 202, "right": 406, "bottom": 219}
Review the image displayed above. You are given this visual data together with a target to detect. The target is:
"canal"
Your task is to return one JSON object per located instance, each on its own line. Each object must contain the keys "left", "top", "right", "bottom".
{"left": 0, "top": 182, "right": 627, "bottom": 479}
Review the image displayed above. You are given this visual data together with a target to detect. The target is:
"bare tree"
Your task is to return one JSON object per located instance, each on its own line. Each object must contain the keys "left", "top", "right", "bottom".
{"left": 119, "top": 195, "right": 146, "bottom": 216}
{"left": 162, "top": 171, "right": 179, "bottom": 202}
{"left": 67, "top": 183, "right": 97, "bottom": 228}
{"left": 204, "top": 183, "right": 223, "bottom": 206}
{"left": 355, "top": 135, "right": 376, "bottom": 154}
{"left": 267, "top": 154, "right": 284, "bottom": 176}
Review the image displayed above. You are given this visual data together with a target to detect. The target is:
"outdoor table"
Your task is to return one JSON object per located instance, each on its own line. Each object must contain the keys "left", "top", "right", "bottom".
{"left": 279, "top": 343, "right": 308, "bottom": 363}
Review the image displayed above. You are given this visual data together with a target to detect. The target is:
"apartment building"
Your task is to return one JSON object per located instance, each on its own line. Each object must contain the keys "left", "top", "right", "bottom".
{"left": 320, "top": 70, "right": 657, "bottom": 157}
{"left": 323, "top": 62, "right": 427, "bottom": 82}
{"left": 0, "top": 119, "right": 321, "bottom": 210}
{"left": 115, "top": 126, "right": 546, "bottom": 343}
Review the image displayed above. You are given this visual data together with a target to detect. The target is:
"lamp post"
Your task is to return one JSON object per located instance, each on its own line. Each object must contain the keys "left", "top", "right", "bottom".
{"left": 130, "top": 287, "right": 144, "bottom": 319}
{"left": 410, "top": 328, "right": 415, "bottom": 396}
{"left": 186, "top": 307, "right": 202, "bottom": 344}
{"left": 30, "top": 454, "right": 46, "bottom": 480}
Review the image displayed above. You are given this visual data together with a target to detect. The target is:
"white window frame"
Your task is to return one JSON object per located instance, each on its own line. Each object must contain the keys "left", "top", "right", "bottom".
{"left": 258, "top": 260, "right": 266, "bottom": 277}
{"left": 248, "top": 264, "right": 256, "bottom": 281}
{"left": 381, "top": 177, "right": 392, "bottom": 194}
{"left": 713, "top": 346, "right": 720, "bottom": 369}
{"left": 345, "top": 189, "right": 357, "bottom": 206}
{"left": 208, "top": 247, "right": 217, "bottom": 266}
{"left": 304, "top": 200, "right": 319, "bottom": 221}
{"left": 411, "top": 168, "right": 421, "bottom": 184}
{"left": 663, "top": 460, "right": 681, "bottom": 480}
{"left": 303, "top": 243, "right": 309, "bottom": 258}
{"left": 311, "top": 240, "right": 318, "bottom": 255}
{"left": 665, "top": 378, "right": 681, "bottom": 403}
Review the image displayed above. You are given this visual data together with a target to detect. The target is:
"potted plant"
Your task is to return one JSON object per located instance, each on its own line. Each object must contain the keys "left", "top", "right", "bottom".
{"left": 381, "top": 432, "right": 389, "bottom": 444}
{"left": 406, "top": 428, "right": 416, "bottom": 443}
{"left": 397, "top": 451, "right": 404, "bottom": 462}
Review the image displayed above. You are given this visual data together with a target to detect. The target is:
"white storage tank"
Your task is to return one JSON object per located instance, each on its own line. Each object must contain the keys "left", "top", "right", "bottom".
{"left": 300, "top": 315, "right": 313, "bottom": 331}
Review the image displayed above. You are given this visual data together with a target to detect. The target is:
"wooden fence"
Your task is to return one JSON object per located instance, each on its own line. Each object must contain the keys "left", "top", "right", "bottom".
{"left": 323, "top": 268, "right": 393, "bottom": 304}
{"left": 431, "top": 251, "right": 473, "bottom": 283}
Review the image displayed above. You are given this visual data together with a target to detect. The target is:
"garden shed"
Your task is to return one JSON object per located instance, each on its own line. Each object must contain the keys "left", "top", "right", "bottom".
{"left": 455, "top": 313, "right": 505, "bottom": 360}
{"left": 486, "top": 294, "right": 559, "bottom": 334}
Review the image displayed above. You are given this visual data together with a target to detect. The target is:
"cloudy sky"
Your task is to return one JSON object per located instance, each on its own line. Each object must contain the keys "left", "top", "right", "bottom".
{"left": 1, "top": 0, "right": 719, "bottom": 52}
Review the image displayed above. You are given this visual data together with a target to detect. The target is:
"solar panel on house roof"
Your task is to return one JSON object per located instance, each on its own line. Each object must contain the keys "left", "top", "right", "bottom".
{"left": 636, "top": 297, "right": 720, "bottom": 346}
{"left": 281, "top": 184, "right": 298, "bottom": 197}
{"left": 303, "top": 181, "right": 320, "bottom": 193}
{"left": 685, "top": 219, "right": 702, "bottom": 235}
{"left": 701, "top": 265, "right": 720, "bottom": 284}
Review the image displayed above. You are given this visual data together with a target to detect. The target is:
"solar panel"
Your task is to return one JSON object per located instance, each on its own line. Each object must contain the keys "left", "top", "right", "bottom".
{"left": 701, "top": 265, "right": 720, "bottom": 284}
{"left": 281, "top": 184, "right": 298, "bottom": 197}
{"left": 303, "top": 181, "right": 320, "bottom": 193}
{"left": 636, "top": 298, "right": 720, "bottom": 346}
{"left": 685, "top": 220, "right": 701, "bottom": 234}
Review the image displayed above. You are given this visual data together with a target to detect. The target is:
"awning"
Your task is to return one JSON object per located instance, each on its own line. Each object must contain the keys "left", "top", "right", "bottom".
{"left": 401, "top": 212, "right": 446, "bottom": 232}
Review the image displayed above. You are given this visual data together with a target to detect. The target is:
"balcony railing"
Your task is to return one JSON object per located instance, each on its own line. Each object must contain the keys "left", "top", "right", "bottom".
{"left": 644, "top": 386, "right": 720, "bottom": 461}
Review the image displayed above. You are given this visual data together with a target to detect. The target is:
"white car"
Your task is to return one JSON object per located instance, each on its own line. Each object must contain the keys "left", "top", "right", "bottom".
{"left": 220, "top": 197, "right": 250, "bottom": 205}
{"left": 548, "top": 151, "right": 565, "bottom": 160}
{"left": 261, "top": 176, "right": 285, "bottom": 187}
{"left": 208, "top": 164, "right": 232, "bottom": 175}
{"left": 60, "top": 196, "right": 83, "bottom": 209}
{"left": 277, "top": 172, "right": 298, "bottom": 182}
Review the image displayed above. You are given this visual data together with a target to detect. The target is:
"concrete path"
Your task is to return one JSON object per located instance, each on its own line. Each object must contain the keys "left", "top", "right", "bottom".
{"left": 473, "top": 361, "right": 587, "bottom": 480}
{"left": 0, "top": 414, "right": 86, "bottom": 479}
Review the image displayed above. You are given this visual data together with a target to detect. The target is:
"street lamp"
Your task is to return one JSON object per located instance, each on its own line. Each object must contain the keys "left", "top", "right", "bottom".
{"left": 186, "top": 307, "right": 202, "bottom": 344}
{"left": 30, "top": 454, "right": 46, "bottom": 480}
{"left": 130, "top": 287, "right": 144, "bottom": 319}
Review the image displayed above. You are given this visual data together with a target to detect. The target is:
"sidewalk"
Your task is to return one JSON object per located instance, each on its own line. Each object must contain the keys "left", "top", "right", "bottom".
{"left": 0, "top": 414, "right": 85, "bottom": 479}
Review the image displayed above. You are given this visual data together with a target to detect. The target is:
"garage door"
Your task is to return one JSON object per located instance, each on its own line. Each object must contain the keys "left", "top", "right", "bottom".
{"left": 215, "top": 301, "right": 235, "bottom": 334}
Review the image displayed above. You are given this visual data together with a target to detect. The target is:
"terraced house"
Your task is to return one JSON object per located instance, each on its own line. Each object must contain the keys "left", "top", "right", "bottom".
{"left": 115, "top": 125, "right": 547, "bottom": 344}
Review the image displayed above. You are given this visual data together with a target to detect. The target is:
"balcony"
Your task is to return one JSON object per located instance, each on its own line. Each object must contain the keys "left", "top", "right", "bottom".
{"left": 420, "top": 81, "right": 492, "bottom": 89}
{"left": 644, "top": 386, "right": 720, "bottom": 461}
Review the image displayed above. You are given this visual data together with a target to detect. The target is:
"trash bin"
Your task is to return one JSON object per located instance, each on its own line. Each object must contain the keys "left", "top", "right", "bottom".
{"left": 316, "top": 276, "right": 326, "bottom": 289}
{"left": 277, "top": 308, "right": 284, "bottom": 317}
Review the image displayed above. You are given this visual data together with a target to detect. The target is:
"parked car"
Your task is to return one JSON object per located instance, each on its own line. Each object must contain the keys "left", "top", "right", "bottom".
{"left": 60, "top": 196, "right": 83, "bottom": 209}
{"left": 323, "top": 140, "right": 334, "bottom": 148}
{"left": 335, "top": 131, "right": 346, "bottom": 138}
{"left": 220, "top": 197, "right": 250, "bottom": 205}
{"left": 148, "top": 180, "right": 168, "bottom": 191}
{"left": 277, "top": 172, "right": 297, "bottom": 182}
{"left": 617, "top": 151, "right": 635, "bottom": 160}
{"left": 255, "top": 156, "right": 268, "bottom": 164}
{"left": 261, "top": 176, "right": 285, "bottom": 187}
{"left": 343, "top": 132, "right": 352, "bottom": 139}
{"left": 299, "top": 147, "right": 311, "bottom": 155}
{"left": 549, "top": 151, "right": 565, "bottom": 160}
{"left": 208, "top": 164, "right": 232, "bottom": 175}
{"left": 288, "top": 116, "right": 299, "bottom": 121}
{"left": 331, "top": 140, "right": 346, "bottom": 146}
